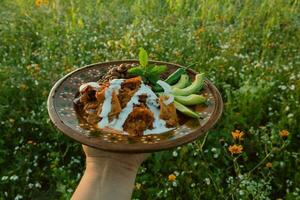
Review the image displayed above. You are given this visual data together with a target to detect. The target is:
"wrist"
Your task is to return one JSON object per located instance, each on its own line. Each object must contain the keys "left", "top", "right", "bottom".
{"left": 85, "top": 157, "right": 140, "bottom": 176}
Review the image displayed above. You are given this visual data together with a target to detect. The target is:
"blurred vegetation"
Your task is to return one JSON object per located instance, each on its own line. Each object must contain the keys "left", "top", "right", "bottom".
{"left": 0, "top": 0, "right": 299, "bottom": 199}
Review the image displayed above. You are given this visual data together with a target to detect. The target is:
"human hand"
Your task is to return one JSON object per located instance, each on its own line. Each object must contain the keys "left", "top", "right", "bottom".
{"left": 72, "top": 145, "right": 150, "bottom": 200}
{"left": 83, "top": 145, "right": 150, "bottom": 172}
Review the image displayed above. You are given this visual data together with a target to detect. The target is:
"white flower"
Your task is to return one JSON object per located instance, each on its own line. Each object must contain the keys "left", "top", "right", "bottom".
{"left": 172, "top": 151, "right": 178, "bottom": 157}
{"left": 191, "top": 183, "right": 196, "bottom": 187}
{"left": 28, "top": 183, "right": 34, "bottom": 189}
{"left": 1, "top": 176, "right": 8, "bottom": 181}
{"left": 220, "top": 44, "right": 229, "bottom": 49}
{"left": 285, "top": 106, "right": 290, "bottom": 112}
{"left": 239, "top": 190, "right": 245, "bottom": 196}
{"left": 26, "top": 169, "right": 32, "bottom": 175}
{"left": 204, "top": 178, "right": 210, "bottom": 185}
{"left": 10, "top": 175, "right": 19, "bottom": 181}
{"left": 35, "top": 182, "right": 42, "bottom": 188}
{"left": 67, "top": 188, "right": 73, "bottom": 193}
{"left": 14, "top": 194, "right": 23, "bottom": 200}
{"left": 172, "top": 181, "right": 177, "bottom": 187}
{"left": 290, "top": 85, "right": 295, "bottom": 90}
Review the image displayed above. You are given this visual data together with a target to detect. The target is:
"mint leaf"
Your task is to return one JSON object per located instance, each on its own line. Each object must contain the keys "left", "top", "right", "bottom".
{"left": 149, "top": 65, "right": 167, "bottom": 75}
{"left": 139, "top": 47, "right": 148, "bottom": 68}
{"left": 127, "top": 67, "right": 144, "bottom": 76}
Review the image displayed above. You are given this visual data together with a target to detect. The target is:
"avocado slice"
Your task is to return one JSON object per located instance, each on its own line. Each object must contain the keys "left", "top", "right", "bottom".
{"left": 172, "top": 73, "right": 205, "bottom": 96}
{"left": 174, "top": 94, "right": 206, "bottom": 106}
{"left": 174, "top": 101, "right": 200, "bottom": 118}
{"left": 171, "top": 74, "right": 190, "bottom": 89}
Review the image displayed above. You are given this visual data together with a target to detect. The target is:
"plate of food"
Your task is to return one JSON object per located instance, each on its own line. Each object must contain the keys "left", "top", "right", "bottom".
{"left": 47, "top": 49, "right": 223, "bottom": 153}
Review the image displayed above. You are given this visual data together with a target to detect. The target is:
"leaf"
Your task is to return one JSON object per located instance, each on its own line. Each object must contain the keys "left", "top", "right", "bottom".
{"left": 127, "top": 67, "right": 144, "bottom": 76}
{"left": 146, "top": 73, "right": 159, "bottom": 85}
{"left": 139, "top": 47, "right": 148, "bottom": 68}
{"left": 149, "top": 65, "right": 167, "bottom": 75}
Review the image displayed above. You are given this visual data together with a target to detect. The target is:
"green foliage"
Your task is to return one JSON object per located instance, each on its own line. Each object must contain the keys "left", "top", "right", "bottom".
{"left": 0, "top": 0, "right": 300, "bottom": 199}
{"left": 139, "top": 47, "right": 148, "bottom": 68}
{"left": 128, "top": 48, "right": 167, "bottom": 84}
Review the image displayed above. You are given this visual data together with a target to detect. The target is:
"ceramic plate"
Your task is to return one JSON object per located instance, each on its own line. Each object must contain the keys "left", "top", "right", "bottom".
{"left": 47, "top": 60, "right": 223, "bottom": 153}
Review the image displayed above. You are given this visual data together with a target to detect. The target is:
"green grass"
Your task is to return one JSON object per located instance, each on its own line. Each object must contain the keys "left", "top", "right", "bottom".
{"left": 0, "top": 0, "right": 299, "bottom": 199}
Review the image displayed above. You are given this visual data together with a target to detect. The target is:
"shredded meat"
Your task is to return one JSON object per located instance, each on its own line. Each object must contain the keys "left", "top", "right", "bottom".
{"left": 123, "top": 106, "right": 154, "bottom": 136}
{"left": 118, "top": 76, "right": 141, "bottom": 108}
{"left": 80, "top": 86, "right": 97, "bottom": 103}
{"left": 159, "top": 96, "right": 178, "bottom": 127}
{"left": 109, "top": 90, "right": 122, "bottom": 117}
{"left": 77, "top": 76, "right": 179, "bottom": 136}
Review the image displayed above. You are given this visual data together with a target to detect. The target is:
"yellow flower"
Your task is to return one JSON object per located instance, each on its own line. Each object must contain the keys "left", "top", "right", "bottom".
{"left": 266, "top": 162, "right": 272, "bottom": 168}
{"left": 19, "top": 84, "right": 29, "bottom": 91}
{"left": 231, "top": 130, "right": 245, "bottom": 140}
{"left": 197, "top": 27, "right": 205, "bottom": 33}
{"left": 35, "top": 0, "right": 48, "bottom": 7}
{"left": 228, "top": 144, "right": 243, "bottom": 155}
{"left": 35, "top": 0, "right": 42, "bottom": 7}
{"left": 279, "top": 130, "right": 289, "bottom": 138}
{"left": 168, "top": 174, "right": 176, "bottom": 182}
{"left": 135, "top": 183, "right": 141, "bottom": 190}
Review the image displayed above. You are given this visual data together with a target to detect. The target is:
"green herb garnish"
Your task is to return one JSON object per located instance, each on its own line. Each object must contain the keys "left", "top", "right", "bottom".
{"left": 128, "top": 47, "right": 167, "bottom": 85}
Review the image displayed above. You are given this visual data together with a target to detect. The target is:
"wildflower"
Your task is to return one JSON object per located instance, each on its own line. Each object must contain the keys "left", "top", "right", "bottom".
{"left": 35, "top": 0, "right": 42, "bottom": 7}
{"left": 266, "top": 162, "right": 272, "bottom": 168}
{"left": 67, "top": 188, "right": 73, "bottom": 193}
{"left": 135, "top": 183, "right": 141, "bottom": 190}
{"left": 204, "top": 178, "right": 210, "bottom": 185}
{"left": 172, "top": 151, "right": 178, "bottom": 157}
{"left": 168, "top": 174, "right": 176, "bottom": 182}
{"left": 172, "top": 181, "right": 177, "bottom": 187}
{"left": 35, "top": 182, "right": 41, "bottom": 188}
{"left": 231, "top": 130, "right": 245, "bottom": 140}
{"left": 279, "top": 130, "right": 289, "bottom": 138}
{"left": 197, "top": 27, "right": 205, "bottom": 33}
{"left": 27, "top": 140, "right": 33, "bottom": 144}
{"left": 9, "top": 118, "right": 15, "bottom": 123}
{"left": 14, "top": 194, "right": 23, "bottom": 200}
{"left": 228, "top": 144, "right": 243, "bottom": 154}
{"left": 19, "top": 84, "right": 29, "bottom": 91}
{"left": 10, "top": 175, "right": 19, "bottom": 181}
{"left": 43, "top": 0, "right": 49, "bottom": 5}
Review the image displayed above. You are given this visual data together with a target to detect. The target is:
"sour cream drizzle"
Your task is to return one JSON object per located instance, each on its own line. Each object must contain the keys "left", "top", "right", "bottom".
{"left": 79, "top": 82, "right": 100, "bottom": 93}
{"left": 97, "top": 79, "right": 174, "bottom": 135}
{"left": 98, "top": 79, "right": 124, "bottom": 128}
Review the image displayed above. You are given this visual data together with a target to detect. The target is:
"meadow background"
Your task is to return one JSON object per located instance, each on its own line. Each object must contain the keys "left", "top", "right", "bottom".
{"left": 0, "top": 0, "right": 299, "bottom": 199}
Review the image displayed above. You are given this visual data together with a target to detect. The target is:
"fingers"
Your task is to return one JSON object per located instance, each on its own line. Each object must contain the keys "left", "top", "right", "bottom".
{"left": 82, "top": 145, "right": 151, "bottom": 166}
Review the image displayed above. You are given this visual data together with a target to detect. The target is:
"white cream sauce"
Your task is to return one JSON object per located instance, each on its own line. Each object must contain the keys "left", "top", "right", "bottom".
{"left": 98, "top": 79, "right": 124, "bottom": 128}
{"left": 96, "top": 78, "right": 174, "bottom": 135}
{"left": 79, "top": 82, "right": 100, "bottom": 93}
